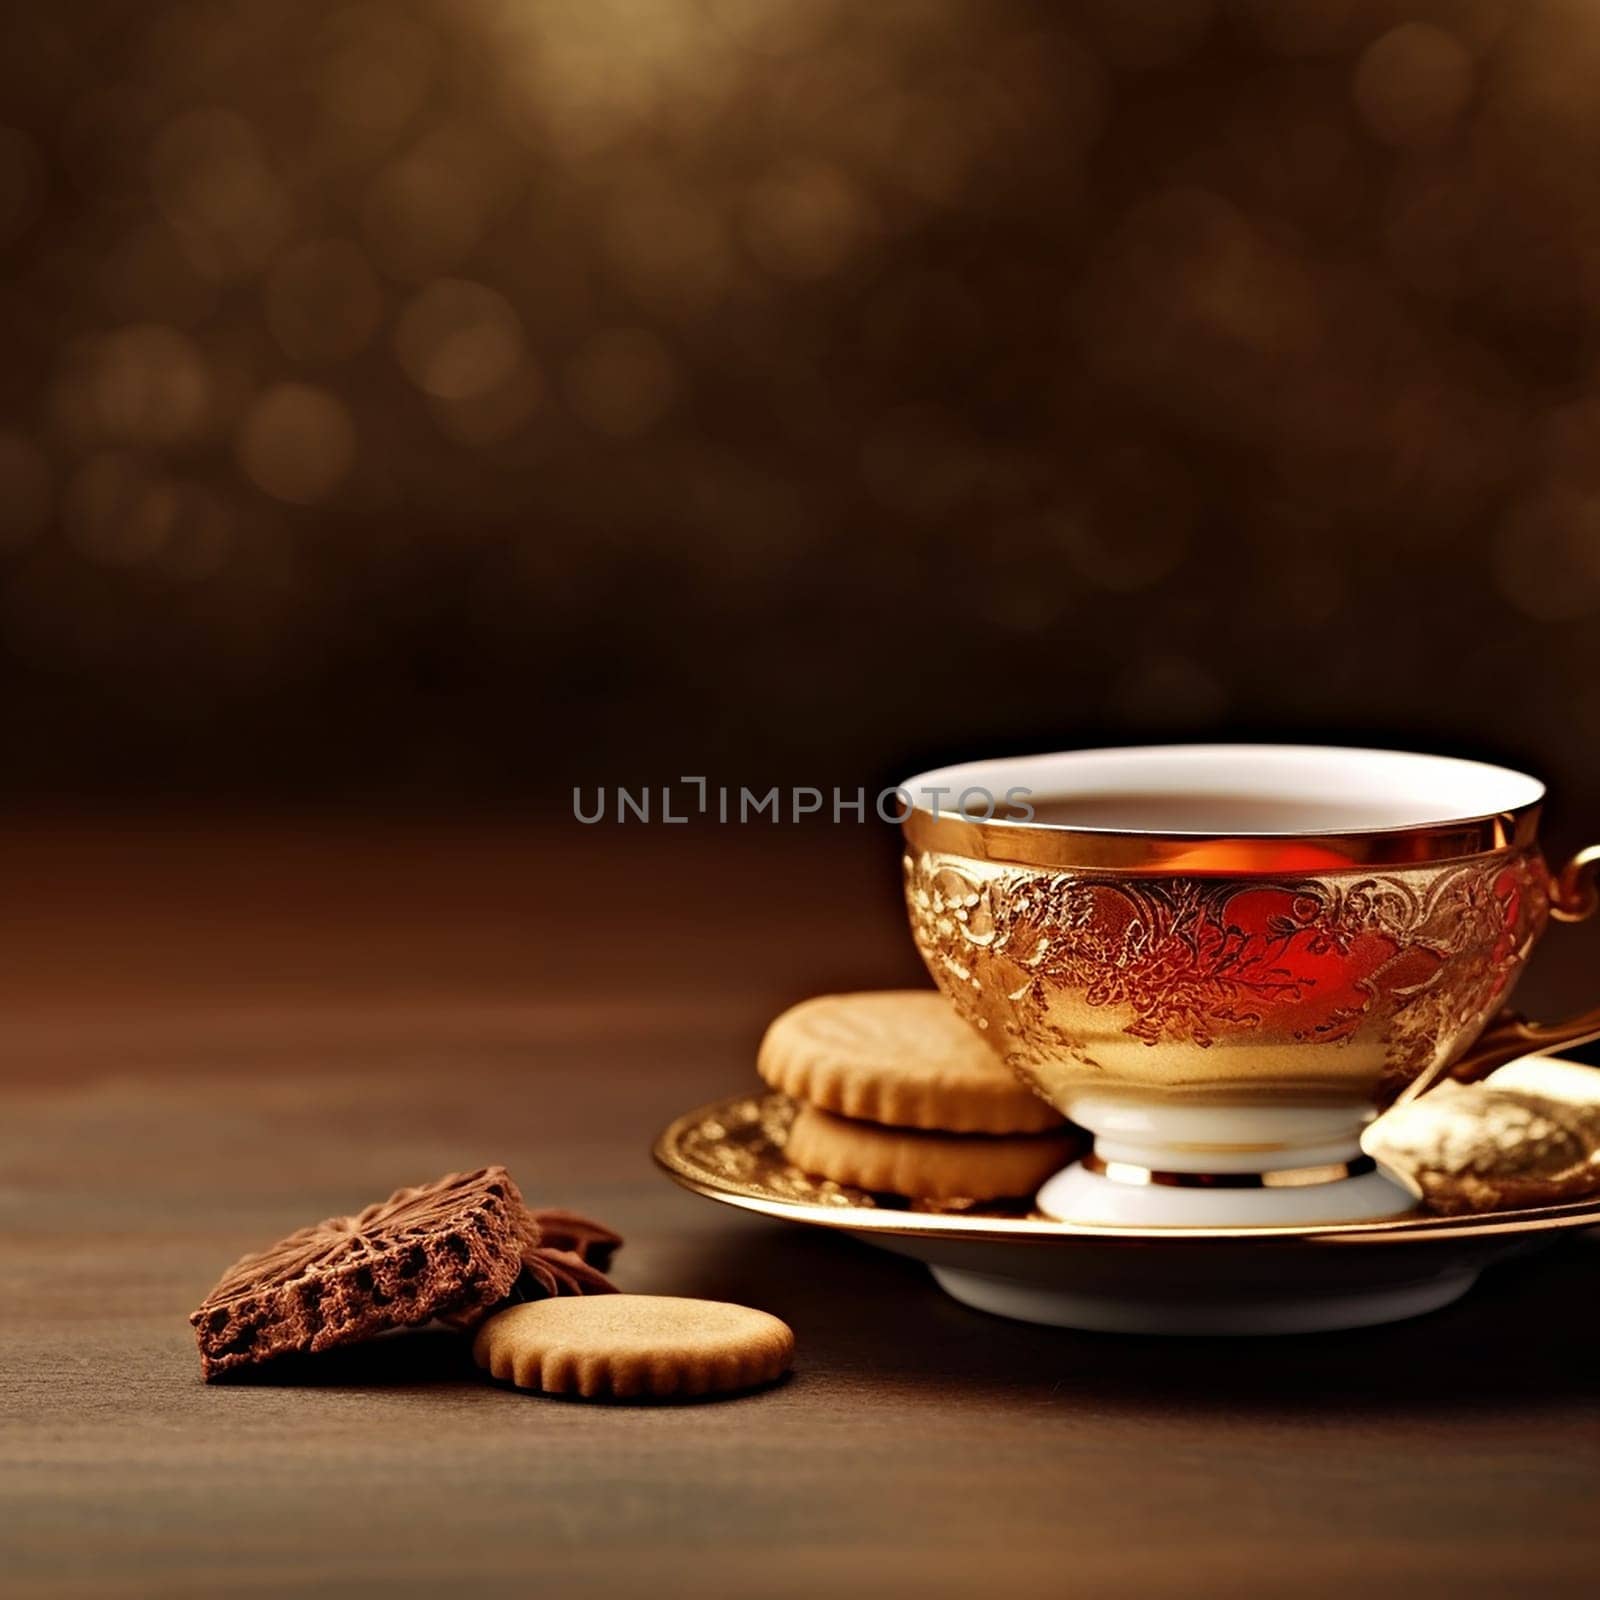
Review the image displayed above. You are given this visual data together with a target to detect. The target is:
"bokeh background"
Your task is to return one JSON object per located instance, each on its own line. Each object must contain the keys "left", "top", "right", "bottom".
{"left": 4, "top": 0, "right": 1600, "bottom": 820}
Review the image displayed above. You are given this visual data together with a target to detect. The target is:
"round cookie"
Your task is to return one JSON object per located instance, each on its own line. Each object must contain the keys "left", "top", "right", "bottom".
{"left": 783, "top": 1103, "right": 1079, "bottom": 1201}
{"left": 757, "top": 991, "right": 1063, "bottom": 1133}
{"left": 473, "top": 1296, "right": 794, "bottom": 1401}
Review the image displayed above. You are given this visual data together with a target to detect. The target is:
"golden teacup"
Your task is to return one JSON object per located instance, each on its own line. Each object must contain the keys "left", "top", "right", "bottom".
{"left": 902, "top": 745, "right": 1600, "bottom": 1226}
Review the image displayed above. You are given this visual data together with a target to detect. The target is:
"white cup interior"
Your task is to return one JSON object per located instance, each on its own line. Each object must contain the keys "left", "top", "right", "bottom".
{"left": 902, "top": 745, "right": 1544, "bottom": 834}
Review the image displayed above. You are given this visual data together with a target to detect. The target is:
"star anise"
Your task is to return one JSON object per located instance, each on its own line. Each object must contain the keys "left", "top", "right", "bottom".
{"left": 516, "top": 1206, "right": 622, "bottom": 1298}
{"left": 528, "top": 1206, "right": 622, "bottom": 1270}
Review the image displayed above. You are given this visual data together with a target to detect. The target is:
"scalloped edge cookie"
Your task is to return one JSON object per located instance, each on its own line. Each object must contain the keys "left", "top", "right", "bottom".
{"left": 783, "top": 1102, "right": 1079, "bottom": 1200}
{"left": 757, "top": 992, "right": 1063, "bottom": 1134}
{"left": 473, "top": 1295, "right": 794, "bottom": 1401}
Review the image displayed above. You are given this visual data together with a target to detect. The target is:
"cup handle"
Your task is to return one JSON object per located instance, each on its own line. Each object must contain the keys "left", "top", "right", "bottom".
{"left": 1394, "top": 845, "right": 1600, "bottom": 1105}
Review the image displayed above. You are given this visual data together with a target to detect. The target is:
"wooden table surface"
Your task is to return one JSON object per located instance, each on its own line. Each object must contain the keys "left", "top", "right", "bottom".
{"left": 4, "top": 819, "right": 1599, "bottom": 1599}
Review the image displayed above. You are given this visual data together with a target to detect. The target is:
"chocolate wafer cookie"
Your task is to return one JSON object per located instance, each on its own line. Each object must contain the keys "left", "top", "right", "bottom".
{"left": 191, "top": 1166, "right": 538, "bottom": 1380}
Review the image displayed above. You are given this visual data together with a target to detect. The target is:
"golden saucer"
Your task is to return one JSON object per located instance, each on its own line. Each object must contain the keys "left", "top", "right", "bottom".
{"left": 652, "top": 1090, "right": 1600, "bottom": 1335}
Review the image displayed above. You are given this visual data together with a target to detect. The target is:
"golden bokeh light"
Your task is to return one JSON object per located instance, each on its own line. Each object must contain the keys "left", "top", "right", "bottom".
{"left": 429, "top": 365, "right": 544, "bottom": 450}
{"left": 1353, "top": 23, "right": 1476, "bottom": 150}
{"left": 362, "top": 123, "right": 523, "bottom": 282}
{"left": 395, "top": 279, "right": 525, "bottom": 401}
{"left": 478, "top": 0, "right": 724, "bottom": 158}
{"left": 88, "top": 325, "right": 212, "bottom": 448}
{"left": 1490, "top": 0, "right": 1600, "bottom": 155}
{"left": 149, "top": 108, "right": 291, "bottom": 275}
{"left": 235, "top": 383, "right": 355, "bottom": 505}
{"left": 316, "top": 6, "right": 437, "bottom": 148}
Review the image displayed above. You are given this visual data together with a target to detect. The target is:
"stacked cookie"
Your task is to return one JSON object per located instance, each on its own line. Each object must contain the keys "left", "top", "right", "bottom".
{"left": 759, "top": 992, "right": 1078, "bottom": 1201}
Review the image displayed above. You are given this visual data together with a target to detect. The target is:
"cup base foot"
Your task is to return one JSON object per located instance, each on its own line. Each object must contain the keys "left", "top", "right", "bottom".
{"left": 1035, "top": 1158, "right": 1418, "bottom": 1228}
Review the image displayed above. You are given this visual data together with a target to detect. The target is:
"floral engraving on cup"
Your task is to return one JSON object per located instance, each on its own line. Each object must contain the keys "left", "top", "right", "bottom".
{"left": 903, "top": 850, "right": 1547, "bottom": 1101}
